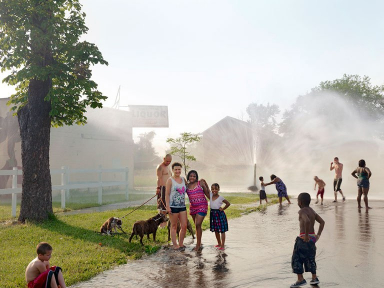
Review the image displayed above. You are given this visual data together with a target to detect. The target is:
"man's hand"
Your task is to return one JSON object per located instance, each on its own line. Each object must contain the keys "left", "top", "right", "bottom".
{"left": 156, "top": 187, "right": 161, "bottom": 195}
{"left": 303, "top": 234, "right": 310, "bottom": 242}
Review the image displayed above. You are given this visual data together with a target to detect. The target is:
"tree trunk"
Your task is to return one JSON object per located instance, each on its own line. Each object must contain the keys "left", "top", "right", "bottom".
{"left": 18, "top": 78, "right": 52, "bottom": 222}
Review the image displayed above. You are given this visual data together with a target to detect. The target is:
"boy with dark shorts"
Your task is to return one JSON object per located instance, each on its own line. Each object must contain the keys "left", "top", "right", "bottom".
{"left": 290, "top": 193, "right": 325, "bottom": 287}
{"left": 259, "top": 176, "right": 268, "bottom": 204}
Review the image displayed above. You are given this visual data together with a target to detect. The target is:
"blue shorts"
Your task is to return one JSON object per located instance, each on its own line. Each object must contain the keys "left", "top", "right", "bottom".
{"left": 170, "top": 207, "right": 186, "bottom": 213}
{"left": 197, "top": 212, "right": 207, "bottom": 217}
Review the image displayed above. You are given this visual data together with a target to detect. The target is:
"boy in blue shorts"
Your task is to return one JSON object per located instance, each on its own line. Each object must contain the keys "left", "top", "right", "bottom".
{"left": 290, "top": 193, "right": 325, "bottom": 287}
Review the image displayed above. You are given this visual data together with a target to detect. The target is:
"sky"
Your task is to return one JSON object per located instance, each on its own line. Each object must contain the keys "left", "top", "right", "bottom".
{"left": 1, "top": 0, "right": 384, "bottom": 154}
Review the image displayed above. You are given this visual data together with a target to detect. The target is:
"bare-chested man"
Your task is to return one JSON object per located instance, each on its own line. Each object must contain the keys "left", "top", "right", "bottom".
{"left": 156, "top": 154, "right": 172, "bottom": 212}
{"left": 330, "top": 157, "right": 345, "bottom": 202}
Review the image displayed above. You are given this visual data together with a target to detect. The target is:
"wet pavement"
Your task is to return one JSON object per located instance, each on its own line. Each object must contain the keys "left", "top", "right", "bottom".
{"left": 70, "top": 200, "right": 384, "bottom": 288}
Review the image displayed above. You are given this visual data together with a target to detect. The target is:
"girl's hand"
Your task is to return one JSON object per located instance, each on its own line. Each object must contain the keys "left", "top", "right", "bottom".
{"left": 219, "top": 207, "right": 223, "bottom": 211}
{"left": 166, "top": 207, "right": 172, "bottom": 214}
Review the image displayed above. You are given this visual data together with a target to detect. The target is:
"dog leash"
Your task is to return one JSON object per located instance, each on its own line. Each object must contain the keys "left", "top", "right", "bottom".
{"left": 120, "top": 194, "right": 158, "bottom": 219}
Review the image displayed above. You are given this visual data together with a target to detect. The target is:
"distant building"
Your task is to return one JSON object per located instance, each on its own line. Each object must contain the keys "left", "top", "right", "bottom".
{"left": 195, "top": 116, "right": 282, "bottom": 189}
{"left": 200, "top": 116, "right": 254, "bottom": 166}
{"left": 0, "top": 98, "right": 134, "bottom": 188}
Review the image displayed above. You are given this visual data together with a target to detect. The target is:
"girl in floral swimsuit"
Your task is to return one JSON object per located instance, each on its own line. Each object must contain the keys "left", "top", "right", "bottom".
{"left": 186, "top": 170, "right": 210, "bottom": 251}
{"left": 265, "top": 174, "right": 292, "bottom": 206}
{"left": 351, "top": 159, "right": 372, "bottom": 211}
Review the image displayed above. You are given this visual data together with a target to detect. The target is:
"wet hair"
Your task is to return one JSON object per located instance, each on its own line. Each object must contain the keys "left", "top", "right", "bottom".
{"left": 358, "top": 159, "right": 366, "bottom": 167}
{"left": 259, "top": 176, "right": 263, "bottom": 181}
{"left": 36, "top": 242, "right": 52, "bottom": 255}
{"left": 270, "top": 174, "right": 277, "bottom": 180}
{"left": 187, "top": 170, "right": 199, "bottom": 181}
{"left": 211, "top": 183, "right": 220, "bottom": 191}
{"left": 334, "top": 157, "right": 339, "bottom": 160}
{"left": 172, "top": 162, "right": 182, "bottom": 169}
{"left": 298, "top": 193, "right": 311, "bottom": 206}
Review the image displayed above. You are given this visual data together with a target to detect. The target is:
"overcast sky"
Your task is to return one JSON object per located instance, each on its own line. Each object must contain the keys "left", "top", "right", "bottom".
{"left": 1, "top": 0, "right": 384, "bottom": 153}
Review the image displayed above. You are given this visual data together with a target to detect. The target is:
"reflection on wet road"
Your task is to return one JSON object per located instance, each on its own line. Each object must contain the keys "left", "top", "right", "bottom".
{"left": 70, "top": 201, "right": 384, "bottom": 288}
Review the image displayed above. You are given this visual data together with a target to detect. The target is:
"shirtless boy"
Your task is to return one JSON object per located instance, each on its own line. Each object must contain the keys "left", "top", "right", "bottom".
{"left": 313, "top": 176, "right": 326, "bottom": 205}
{"left": 290, "top": 193, "right": 325, "bottom": 287}
{"left": 156, "top": 154, "right": 172, "bottom": 212}
{"left": 25, "top": 242, "right": 66, "bottom": 288}
{"left": 330, "top": 157, "right": 346, "bottom": 202}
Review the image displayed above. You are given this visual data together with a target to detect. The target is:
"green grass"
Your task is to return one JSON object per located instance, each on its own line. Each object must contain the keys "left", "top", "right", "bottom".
{"left": 0, "top": 191, "right": 154, "bottom": 221}
{"left": 0, "top": 193, "right": 278, "bottom": 288}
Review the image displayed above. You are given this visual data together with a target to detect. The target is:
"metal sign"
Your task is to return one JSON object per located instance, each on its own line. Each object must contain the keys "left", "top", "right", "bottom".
{"left": 129, "top": 105, "right": 169, "bottom": 128}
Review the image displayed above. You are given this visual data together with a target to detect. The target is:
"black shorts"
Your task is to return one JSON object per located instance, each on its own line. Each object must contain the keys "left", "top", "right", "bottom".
{"left": 170, "top": 207, "right": 186, "bottom": 213}
{"left": 157, "top": 186, "right": 166, "bottom": 211}
{"left": 291, "top": 237, "right": 317, "bottom": 274}
{"left": 333, "top": 178, "right": 342, "bottom": 192}
{"left": 260, "top": 190, "right": 267, "bottom": 200}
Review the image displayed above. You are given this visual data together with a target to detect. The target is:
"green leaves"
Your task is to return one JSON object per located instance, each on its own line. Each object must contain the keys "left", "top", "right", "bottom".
{"left": 0, "top": 0, "right": 108, "bottom": 127}
{"left": 166, "top": 132, "right": 201, "bottom": 175}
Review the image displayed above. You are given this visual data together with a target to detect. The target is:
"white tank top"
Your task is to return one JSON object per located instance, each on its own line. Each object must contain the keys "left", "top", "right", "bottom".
{"left": 170, "top": 177, "right": 186, "bottom": 208}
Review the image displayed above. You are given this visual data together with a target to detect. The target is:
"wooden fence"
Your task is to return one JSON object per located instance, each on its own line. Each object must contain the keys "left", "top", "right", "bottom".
{"left": 0, "top": 166, "right": 129, "bottom": 217}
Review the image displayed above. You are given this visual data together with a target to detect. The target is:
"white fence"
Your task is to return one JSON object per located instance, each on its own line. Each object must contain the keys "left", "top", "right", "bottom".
{"left": 0, "top": 166, "right": 129, "bottom": 217}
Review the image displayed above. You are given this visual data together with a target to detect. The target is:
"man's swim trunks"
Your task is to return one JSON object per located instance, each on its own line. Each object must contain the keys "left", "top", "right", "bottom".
{"left": 317, "top": 188, "right": 324, "bottom": 199}
{"left": 333, "top": 178, "right": 342, "bottom": 192}
{"left": 291, "top": 237, "right": 317, "bottom": 274}
{"left": 157, "top": 186, "right": 166, "bottom": 211}
{"left": 28, "top": 266, "right": 61, "bottom": 288}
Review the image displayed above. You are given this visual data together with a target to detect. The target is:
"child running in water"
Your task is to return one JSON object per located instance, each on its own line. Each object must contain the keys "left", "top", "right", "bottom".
{"left": 313, "top": 176, "right": 326, "bottom": 205}
{"left": 259, "top": 176, "right": 268, "bottom": 204}
{"left": 210, "top": 183, "right": 231, "bottom": 250}
{"left": 290, "top": 193, "right": 325, "bottom": 287}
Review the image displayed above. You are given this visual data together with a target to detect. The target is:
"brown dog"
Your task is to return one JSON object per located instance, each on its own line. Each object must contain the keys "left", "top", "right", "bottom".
{"left": 100, "top": 217, "right": 126, "bottom": 235}
{"left": 167, "top": 218, "right": 195, "bottom": 241}
{"left": 129, "top": 213, "right": 168, "bottom": 245}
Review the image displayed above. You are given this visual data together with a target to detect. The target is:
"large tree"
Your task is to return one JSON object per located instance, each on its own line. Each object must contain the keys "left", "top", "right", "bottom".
{"left": 0, "top": 0, "right": 108, "bottom": 222}
{"left": 134, "top": 131, "right": 160, "bottom": 164}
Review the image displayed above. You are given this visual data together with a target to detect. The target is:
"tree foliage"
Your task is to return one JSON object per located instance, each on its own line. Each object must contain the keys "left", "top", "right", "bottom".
{"left": 134, "top": 131, "right": 159, "bottom": 164}
{"left": 0, "top": 0, "right": 108, "bottom": 221}
{"left": 279, "top": 74, "right": 384, "bottom": 135}
{"left": 166, "top": 132, "right": 201, "bottom": 175}
{"left": 0, "top": 0, "right": 108, "bottom": 127}
{"left": 246, "top": 102, "right": 280, "bottom": 131}
{"left": 314, "top": 74, "right": 384, "bottom": 119}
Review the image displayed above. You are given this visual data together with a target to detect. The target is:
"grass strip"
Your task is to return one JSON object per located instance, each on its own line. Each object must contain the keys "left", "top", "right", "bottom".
{"left": 0, "top": 193, "right": 278, "bottom": 287}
